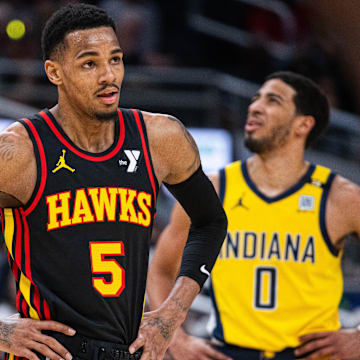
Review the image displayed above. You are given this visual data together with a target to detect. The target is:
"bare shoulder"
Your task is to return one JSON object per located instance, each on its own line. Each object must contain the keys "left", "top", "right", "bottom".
{"left": 141, "top": 111, "right": 200, "bottom": 185}
{"left": 141, "top": 111, "right": 196, "bottom": 149}
{"left": 329, "top": 175, "right": 360, "bottom": 205}
{"left": 0, "top": 122, "right": 36, "bottom": 204}
{"left": 328, "top": 174, "right": 360, "bottom": 236}
{"left": 0, "top": 121, "right": 33, "bottom": 157}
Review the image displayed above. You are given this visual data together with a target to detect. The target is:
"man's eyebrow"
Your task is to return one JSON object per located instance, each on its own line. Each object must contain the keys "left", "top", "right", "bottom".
{"left": 76, "top": 51, "right": 98, "bottom": 60}
{"left": 266, "top": 92, "right": 284, "bottom": 101}
{"left": 76, "top": 48, "right": 123, "bottom": 60}
{"left": 111, "top": 48, "right": 123, "bottom": 55}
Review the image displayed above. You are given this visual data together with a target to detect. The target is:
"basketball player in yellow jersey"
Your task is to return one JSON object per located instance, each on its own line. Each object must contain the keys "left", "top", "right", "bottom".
{"left": 147, "top": 71, "right": 360, "bottom": 360}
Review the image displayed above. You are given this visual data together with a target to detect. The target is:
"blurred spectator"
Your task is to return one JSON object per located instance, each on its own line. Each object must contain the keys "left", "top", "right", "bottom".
{"left": 0, "top": 0, "right": 358, "bottom": 113}
{"left": 99, "top": 0, "right": 172, "bottom": 66}
{"left": 287, "top": 38, "right": 355, "bottom": 112}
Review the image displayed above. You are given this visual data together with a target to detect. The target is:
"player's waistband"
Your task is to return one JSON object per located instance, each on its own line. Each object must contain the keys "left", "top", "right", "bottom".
{"left": 46, "top": 332, "right": 142, "bottom": 360}
{"left": 213, "top": 341, "right": 301, "bottom": 359}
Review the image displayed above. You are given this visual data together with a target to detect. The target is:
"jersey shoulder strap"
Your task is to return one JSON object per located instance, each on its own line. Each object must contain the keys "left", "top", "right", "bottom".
{"left": 17, "top": 115, "right": 47, "bottom": 215}
{"left": 219, "top": 160, "right": 241, "bottom": 204}
{"left": 309, "top": 164, "right": 334, "bottom": 188}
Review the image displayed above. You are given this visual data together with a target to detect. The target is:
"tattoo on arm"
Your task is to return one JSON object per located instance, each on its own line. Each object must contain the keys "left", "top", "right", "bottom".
{"left": 167, "top": 116, "right": 200, "bottom": 170}
{"left": 0, "top": 322, "right": 14, "bottom": 348}
{"left": 0, "top": 135, "right": 16, "bottom": 162}
{"left": 170, "top": 296, "right": 190, "bottom": 313}
{"left": 148, "top": 317, "right": 175, "bottom": 341}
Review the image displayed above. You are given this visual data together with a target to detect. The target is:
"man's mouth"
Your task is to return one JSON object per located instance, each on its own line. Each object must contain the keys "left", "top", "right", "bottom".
{"left": 245, "top": 118, "right": 262, "bottom": 132}
{"left": 97, "top": 90, "right": 118, "bottom": 105}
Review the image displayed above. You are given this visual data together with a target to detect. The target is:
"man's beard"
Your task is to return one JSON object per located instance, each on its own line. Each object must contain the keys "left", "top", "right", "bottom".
{"left": 244, "top": 124, "right": 291, "bottom": 154}
{"left": 94, "top": 110, "right": 117, "bottom": 122}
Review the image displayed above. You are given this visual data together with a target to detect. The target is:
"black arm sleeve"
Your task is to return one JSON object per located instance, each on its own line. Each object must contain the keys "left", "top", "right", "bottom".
{"left": 164, "top": 166, "right": 227, "bottom": 289}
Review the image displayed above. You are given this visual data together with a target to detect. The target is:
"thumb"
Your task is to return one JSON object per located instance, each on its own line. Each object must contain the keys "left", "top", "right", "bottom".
{"left": 129, "top": 333, "right": 145, "bottom": 354}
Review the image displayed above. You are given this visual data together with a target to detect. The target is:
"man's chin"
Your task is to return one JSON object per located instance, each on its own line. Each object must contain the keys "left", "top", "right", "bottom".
{"left": 94, "top": 110, "right": 118, "bottom": 122}
{"left": 244, "top": 136, "right": 268, "bottom": 154}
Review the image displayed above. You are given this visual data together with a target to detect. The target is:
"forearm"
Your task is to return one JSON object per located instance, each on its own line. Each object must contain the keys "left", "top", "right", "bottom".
{"left": 156, "top": 276, "right": 200, "bottom": 330}
{"left": 129, "top": 276, "right": 201, "bottom": 357}
{"left": 147, "top": 221, "right": 185, "bottom": 310}
{"left": 147, "top": 266, "right": 178, "bottom": 310}
{"left": 165, "top": 166, "right": 227, "bottom": 288}
{"left": 0, "top": 319, "right": 13, "bottom": 351}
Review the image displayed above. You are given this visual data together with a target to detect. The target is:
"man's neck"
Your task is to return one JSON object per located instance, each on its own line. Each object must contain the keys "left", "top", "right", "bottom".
{"left": 50, "top": 104, "right": 116, "bottom": 153}
{"left": 246, "top": 145, "right": 309, "bottom": 198}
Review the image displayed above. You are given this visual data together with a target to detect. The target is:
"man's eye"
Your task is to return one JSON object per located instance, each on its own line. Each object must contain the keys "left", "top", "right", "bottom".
{"left": 84, "top": 61, "right": 94, "bottom": 68}
{"left": 269, "top": 98, "right": 279, "bottom": 104}
{"left": 111, "top": 56, "right": 121, "bottom": 64}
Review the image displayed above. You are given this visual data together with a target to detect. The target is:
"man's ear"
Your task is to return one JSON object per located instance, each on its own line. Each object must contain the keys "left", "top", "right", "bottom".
{"left": 295, "top": 115, "right": 315, "bottom": 138}
{"left": 44, "top": 60, "right": 62, "bottom": 86}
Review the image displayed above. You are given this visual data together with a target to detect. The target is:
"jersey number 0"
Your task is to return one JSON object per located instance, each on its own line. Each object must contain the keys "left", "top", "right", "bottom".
{"left": 254, "top": 266, "right": 277, "bottom": 310}
{"left": 89, "top": 241, "right": 125, "bottom": 297}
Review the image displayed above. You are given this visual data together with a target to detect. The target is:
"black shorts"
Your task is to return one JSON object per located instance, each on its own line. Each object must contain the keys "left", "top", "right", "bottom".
{"left": 215, "top": 343, "right": 303, "bottom": 360}
{"left": 44, "top": 332, "right": 142, "bottom": 360}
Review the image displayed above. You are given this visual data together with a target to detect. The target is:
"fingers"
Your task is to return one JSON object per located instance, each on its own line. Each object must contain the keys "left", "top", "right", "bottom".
{"left": 34, "top": 320, "right": 76, "bottom": 336}
{"left": 202, "top": 345, "right": 232, "bottom": 360}
{"left": 9, "top": 319, "right": 74, "bottom": 360}
{"left": 295, "top": 332, "right": 333, "bottom": 359}
{"left": 129, "top": 333, "right": 145, "bottom": 354}
{"left": 210, "top": 349, "right": 232, "bottom": 360}
{"left": 21, "top": 349, "right": 40, "bottom": 360}
{"left": 298, "top": 332, "right": 329, "bottom": 343}
{"left": 139, "top": 347, "right": 149, "bottom": 360}
{"left": 295, "top": 336, "right": 333, "bottom": 360}
{"left": 296, "top": 346, "right": 335, "bottom": 360}
{"left": 33, "top": 333, "right": 72, "bottom": 360}
{"left": 30, "top": 341, "right": 67, "bottom": 360}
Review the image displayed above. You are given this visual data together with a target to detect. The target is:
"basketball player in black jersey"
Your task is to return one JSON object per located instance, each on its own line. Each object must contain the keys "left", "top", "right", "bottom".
{"left": 0, "top": 4, "right": 227, "bottom": 360}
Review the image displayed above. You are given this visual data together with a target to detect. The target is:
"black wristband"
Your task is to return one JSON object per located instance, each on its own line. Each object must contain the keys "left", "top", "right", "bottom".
{"left": 164, "top": 167, "right": 227, "bottom": 288}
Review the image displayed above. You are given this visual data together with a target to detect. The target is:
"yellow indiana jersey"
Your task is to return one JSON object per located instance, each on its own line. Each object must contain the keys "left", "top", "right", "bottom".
{"left": 210, "top": 160, "right": 342, "bottom": 352}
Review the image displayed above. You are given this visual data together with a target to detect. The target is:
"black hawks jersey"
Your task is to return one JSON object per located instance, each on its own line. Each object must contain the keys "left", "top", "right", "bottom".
{"left": 0, "top": 108, "right": 159, "bottom": 345}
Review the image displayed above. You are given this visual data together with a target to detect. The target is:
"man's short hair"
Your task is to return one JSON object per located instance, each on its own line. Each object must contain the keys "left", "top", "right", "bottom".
{"left": 41, "top": 3, "right": 116, "bottom": 61}
{"left": 266, "top": 71, "right": 330, "bottom": 148}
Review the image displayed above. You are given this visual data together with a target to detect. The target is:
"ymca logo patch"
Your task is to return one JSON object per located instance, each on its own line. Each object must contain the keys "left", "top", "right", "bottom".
{"left": 299, "top": 195, "right": 315, "bottom": 211}
{"left": 119, "top": 150, "right": 141, "bottom": 173}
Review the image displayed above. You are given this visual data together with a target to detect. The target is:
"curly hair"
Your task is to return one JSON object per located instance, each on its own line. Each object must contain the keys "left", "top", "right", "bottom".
{"left": 41, "top": 3, "right": 116, "bottom": 61}
{"left": 266, "top": 71, "right": 330, "bottom": 148}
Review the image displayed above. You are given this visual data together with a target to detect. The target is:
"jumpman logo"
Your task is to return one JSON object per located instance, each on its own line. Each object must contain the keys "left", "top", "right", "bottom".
{"left": 52, "top": 149, "right": 75, "bottom": 173}
{"left": 233, "top": 192, "right": 249, "bottom": 210}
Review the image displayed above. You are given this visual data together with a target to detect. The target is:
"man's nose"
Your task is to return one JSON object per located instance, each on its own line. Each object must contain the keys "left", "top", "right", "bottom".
{"left": 248, "top": 99, "right": 264, "bottom": 115}
{"left": 99, "top": 63, "right": 116, "bottom": 84}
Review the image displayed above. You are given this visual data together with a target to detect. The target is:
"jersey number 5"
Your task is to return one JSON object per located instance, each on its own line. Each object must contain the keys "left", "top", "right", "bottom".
{"left": 254, "top": 266, "right": 277, "bottom": 310}
{"left": 89, "top": 241, "right": 125, "bottom": 297}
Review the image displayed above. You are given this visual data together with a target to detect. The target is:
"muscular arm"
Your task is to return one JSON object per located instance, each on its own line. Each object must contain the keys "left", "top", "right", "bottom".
{"left": 0, "top": 122, "right": 37, "bottom": 207}
{"left": 0, "top": 123, "right": 78, "bottom": 360}
{"left": 147, "top": 174, "right": 219, "bottom": 309}
{"left": 144, "top": 113, "right": 200, "bottom": 185}
{"left": 295, "top": 175, "right": 360, "bottom": 360}
{"left": 130, "top": 113, "right": 227, "bottom": 359}
{"left": 146, "top": 175, "right": 230, "bottom": 360}
{"left": 326, "top": 175, "right": 360, "bottom": 249}
{"left": 147, "top": 202, "right": 191, "bottom": 309}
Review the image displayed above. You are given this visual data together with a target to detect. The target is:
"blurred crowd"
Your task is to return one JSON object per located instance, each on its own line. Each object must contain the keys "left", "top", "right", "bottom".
{"left": 0, "top": 0, "right": 359, "bottom": 113}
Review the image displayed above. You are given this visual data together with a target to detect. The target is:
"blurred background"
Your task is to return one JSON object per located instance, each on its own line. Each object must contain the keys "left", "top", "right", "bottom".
{"left": 1, "top": 0, "right": 360, "bottom": 348}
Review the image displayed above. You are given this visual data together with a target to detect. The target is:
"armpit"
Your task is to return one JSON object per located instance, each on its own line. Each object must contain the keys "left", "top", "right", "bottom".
{"left": 0, "top": 191, "right": 23, "bottom": 208}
